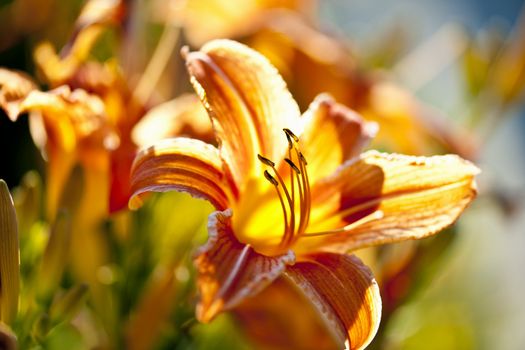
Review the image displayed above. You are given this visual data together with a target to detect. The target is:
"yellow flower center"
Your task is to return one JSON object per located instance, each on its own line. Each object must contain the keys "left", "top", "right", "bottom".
{"left": 233, "top": 129, "right": 312, "bottom": 256}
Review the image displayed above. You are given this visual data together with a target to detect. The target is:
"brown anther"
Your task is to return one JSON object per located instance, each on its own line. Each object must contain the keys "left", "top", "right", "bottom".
{"left": 285, "top": 133, "right": 293, "bottom": 149}
{"left": 283, "top": 128, "right": 299, "bottom": 142}
{"left": 284, "top": 158, "right": 301, "bottom": 174}
{"left": 299, "top": 152, "right": 308, "bottom": 165}
{"left": 258, "top": 154, "right": 275, "bottom": 167}
{"left": 264, "top": 170, "right": 278, "bottom": 186}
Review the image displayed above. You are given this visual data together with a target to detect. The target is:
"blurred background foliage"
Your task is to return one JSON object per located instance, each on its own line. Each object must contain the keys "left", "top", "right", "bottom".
{"left": 1, "top": 0, "right": 525, "bottom": 349}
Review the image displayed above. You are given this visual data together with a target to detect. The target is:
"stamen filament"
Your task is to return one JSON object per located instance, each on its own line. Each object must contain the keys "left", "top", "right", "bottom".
{"left": 272, "top": 166, "right": 295, "bottom": 244}
{"left": 257, "top": 130, "right": 314, "bottom": 250}
{"left": 294, "top": 148, "right": 311, "bottom": 240}
{"left": 288, "top": 148, "right": 295, "bottom": 237}
{"left": 264, "top": 170, "right": 289, "bottom": 239}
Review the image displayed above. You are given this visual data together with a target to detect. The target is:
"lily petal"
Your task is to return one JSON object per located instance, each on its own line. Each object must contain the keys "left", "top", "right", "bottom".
{"left": 185, "top": 39, "right": 301, "bottom": 187}
{"left": 235, "top": 277, "right": 342, "bottom": 350}
{"left": 129, "top": 138, "right": 235, "bottom": 210}
{"left": 284, "top": 253, "right": 381, "bottom": 350}
{"left": 304, "top": 151, "right": 479, "bottom": 253}
{"left": 195, "top": 209, "right": 295, "bottom": 323}
{"left": 299, "top": 94, "right": 378, "bottom": 182}
{"left": 17, "top": 87, "right": 109, "bottom": 151}
{"left": 131, "top": 93, "right": 214, "bottom": 148}
{"left": 0, "top": 68, "right": 38, "bottom": 121}
{"left": 13, "top": 86, "right": 113, "bottom": 218}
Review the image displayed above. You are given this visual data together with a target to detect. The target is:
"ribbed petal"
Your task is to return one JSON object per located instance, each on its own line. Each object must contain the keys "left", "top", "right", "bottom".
{"left": 302, "top": 151, "right": 479, "bottom": 253}
{"left": 299, "top": 94, "right": 377, "bottom": 182}
{"left": 129, "top": 138, "right": 235, "bottom": 210}
{"left": 235, "top": 277, "right": 343, "bottom": 350}
{"left": 284, "top": 253, "right": 381, "bottom": 350}
{"left": 185, "top": 39, "right": 301, "bottom": 189}
{"left": 195, "top": 209, "right": 295, "bottom": 322}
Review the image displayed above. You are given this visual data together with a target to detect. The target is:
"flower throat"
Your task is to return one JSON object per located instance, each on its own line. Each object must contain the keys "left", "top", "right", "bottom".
{"left": 257, "top": 129, "right": 312, "bottom": 251}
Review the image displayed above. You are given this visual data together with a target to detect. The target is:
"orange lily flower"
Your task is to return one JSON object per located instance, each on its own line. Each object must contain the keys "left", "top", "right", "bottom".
{"left": 153, "top": 0, "right": 315, "bottom": 47}
{"left": 129, "top": 40, "right": 478, "bottom": 349}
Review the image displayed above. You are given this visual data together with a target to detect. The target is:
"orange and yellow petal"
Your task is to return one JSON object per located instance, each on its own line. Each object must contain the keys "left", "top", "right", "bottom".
{"left": 129, "top": 138, "right": 235, "bottom": 210}
{"left": 157, "top": 0, "right": 313, "bottom": 47}
{"left": 234, "top": 277, "right": 342, "bottom": 350}
{"left": 302, "top": 151, "right": 479, "bottom": 253}
{"left": 284, "top": 252, "right": 381, "bottom": 350}
{"left": 299, "top": 94, "right": 377, "bottom": 182}
{"left": 13, "top": 86, "right": 113, "bottom": 218}
{"left": 195, "top": 209, "right": 295, "bottom": 323}
{"left": 131, "top": 93, "right": 214, "bottom": 148}
{"left": 185, "top": 39, "right": 301, "bottom": 188}
{"left": 0, "top": 68, "right": 38, "bottom": 121}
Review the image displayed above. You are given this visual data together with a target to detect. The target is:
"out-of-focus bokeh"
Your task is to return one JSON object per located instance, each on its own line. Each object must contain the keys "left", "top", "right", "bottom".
{"left": 1, "top": 0, "right": 524, "bottom": 349}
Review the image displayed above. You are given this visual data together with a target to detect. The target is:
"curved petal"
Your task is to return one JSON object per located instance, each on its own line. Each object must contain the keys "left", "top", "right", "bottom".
{"left": 131, "top": 94, "right": 214, "bottom": 148}
{"left": 13, "top": 86, "right": 114, "bottom": 219}
{"left": 0, "top": 68, "right": 38, "bottom": 121}
{"left": 299, "top": 94, "right": 378, "bottom": 182}
{"left": 234, "top": 277, "right": 342, "bottom": 350}
{"left": 284, "top": 253, "right": 381, "bottom": 350}
{"left": 195, "top": 209, "right": 295, "bottom": 323}
{"left": 185, "top": 39, "right": 301, "bottom": 188}
{"left": 18, "top": 87, "right": 109, "bottom": 149}
{"left": 302, "top": 151, "right": 479, "bottom": 253}
{"left": 129, "top": 138, "right": 236, "bottom": 210}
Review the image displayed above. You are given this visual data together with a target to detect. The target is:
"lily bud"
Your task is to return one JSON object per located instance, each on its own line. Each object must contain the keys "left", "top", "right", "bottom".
{"left": 0, "top": 180, "right": 20, "bottom": 325}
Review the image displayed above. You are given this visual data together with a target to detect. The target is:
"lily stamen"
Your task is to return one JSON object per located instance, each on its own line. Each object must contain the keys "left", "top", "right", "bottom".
{"left": 295, "top": 149, "right": 311, "bottom": 240}
{"left": 283, "top": 128, "right": 299, "bottom": 142}
{"left": 258, "top": 154, "right": 295, "bottom": 243}
{"left": 263, "top": 170, "right": 289, "bottom": 241}
{"left": 284, "top": 158, "right": 301, "bottom": 174}
{"left": 286, "top": 155, "right": 304, "bottom": 246}
{"left": 257, "top": 129, "right": 313, "bottom": 249}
